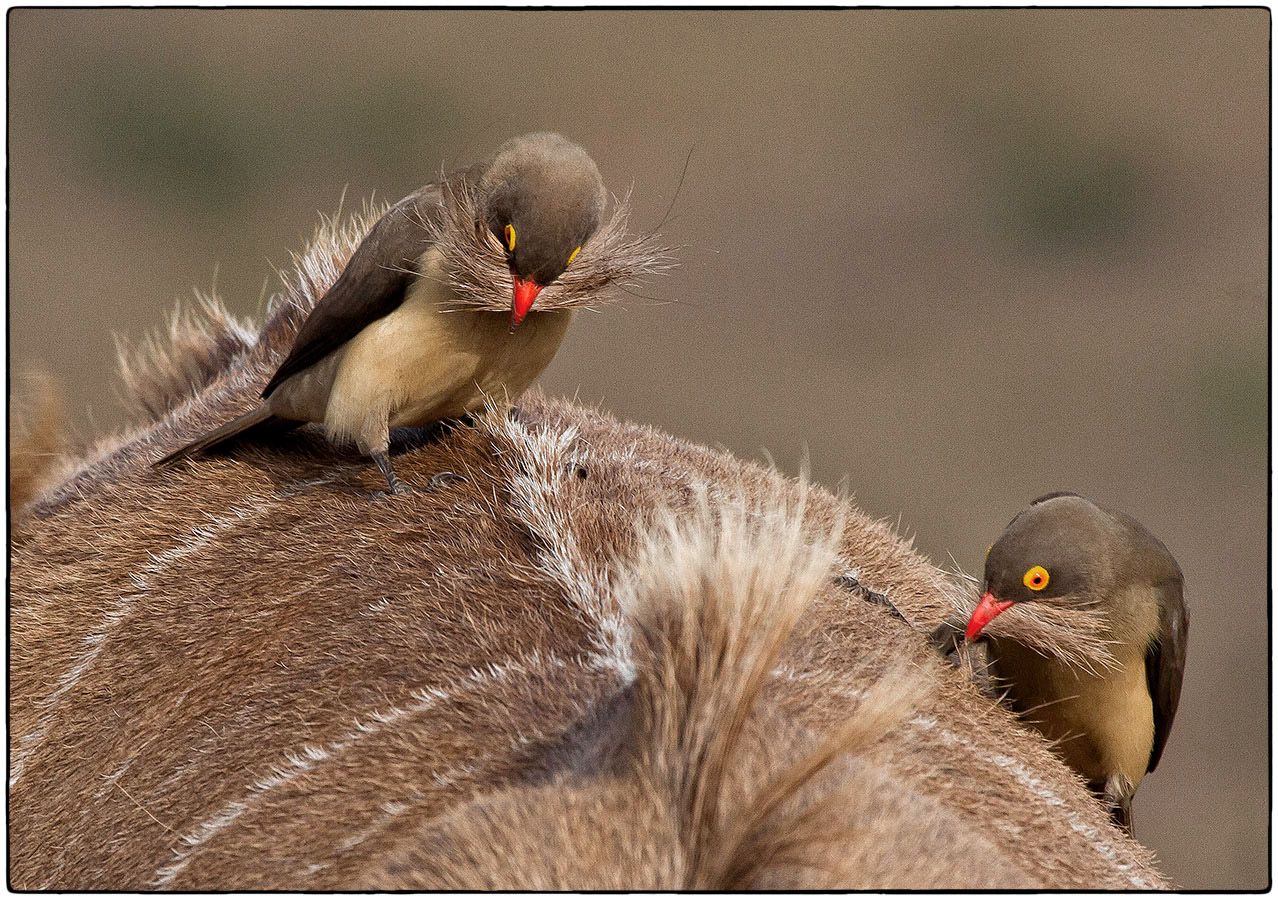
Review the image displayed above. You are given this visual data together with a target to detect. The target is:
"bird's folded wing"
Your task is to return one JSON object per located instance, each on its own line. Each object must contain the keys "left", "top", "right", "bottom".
{"left": 1145, "top": 574, "right": 1188, "bottom": 773}
{"left": 262, "top": 178, "right": 456, "bottom": 398}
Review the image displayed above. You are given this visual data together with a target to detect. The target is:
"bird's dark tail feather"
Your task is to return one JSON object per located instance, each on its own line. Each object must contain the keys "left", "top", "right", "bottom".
{"left": 153, "top": 406, "right": 299, "bottom": 467}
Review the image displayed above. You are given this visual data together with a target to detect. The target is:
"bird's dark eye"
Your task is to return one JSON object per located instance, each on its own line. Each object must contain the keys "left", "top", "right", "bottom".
{"left": 503, "top": 224, "right": 517, "bottom": 253}
{"left": 1023, "top": 565, "right": 1050, "bottom": 591}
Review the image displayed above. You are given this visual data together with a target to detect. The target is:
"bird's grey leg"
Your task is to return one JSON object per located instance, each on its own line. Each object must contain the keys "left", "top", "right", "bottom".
{"left": 371, "top": 451, "right": 411, "bottom": 496}
{"left": 929, "top": 618, "right": 968, "bottom": 657}
{"left": 1100, "top": 775, "right": 1135, "bottom": 834}
{"left": 357, "top": 412, "right": 411, "bottom": 498}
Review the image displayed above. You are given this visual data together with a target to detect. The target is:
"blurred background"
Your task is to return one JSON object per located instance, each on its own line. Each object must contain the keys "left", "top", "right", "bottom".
{"left": 8, "top": 9, "right": 1268, "bottom": 888}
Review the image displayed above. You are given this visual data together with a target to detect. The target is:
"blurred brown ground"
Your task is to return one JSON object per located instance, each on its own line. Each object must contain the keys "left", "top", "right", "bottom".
{"left": 7, "top": 9, "right": 1269, "bottom": 889}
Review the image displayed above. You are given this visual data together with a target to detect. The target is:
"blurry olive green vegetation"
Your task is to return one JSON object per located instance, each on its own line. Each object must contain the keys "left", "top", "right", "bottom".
{"left": 1194, "top": 340, "right": 1268, "bottom": 461}
{"left": 61, "top": 53, "right": 460, "bottom": 218}
{"left": 9, "top": 10, "right": 1268, "bottom": 890}
{"left": 933, "top": 41, "right": 1155, "bottom": 253}
{"left": 989, "top": 119, "right": 1150, "bottom": 251}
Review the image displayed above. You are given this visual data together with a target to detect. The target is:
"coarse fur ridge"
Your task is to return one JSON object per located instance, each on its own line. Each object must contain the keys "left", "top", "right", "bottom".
{"left": 113, "top": 293, "right": 257, "bottom": 424}
{"left": 9, "top": 372, "right": 72, "bottom": 519}
{"left": 355, "top": 493, "right": 936, "bottom": 889}
{"left": 620, "top": 495, "right": 926, "bottom": 888}
{"left": 11, "top": 199, "right": 1168, "bottom": 890}
{"left": 109, "top": 196, "right": 381, "bottom": 431}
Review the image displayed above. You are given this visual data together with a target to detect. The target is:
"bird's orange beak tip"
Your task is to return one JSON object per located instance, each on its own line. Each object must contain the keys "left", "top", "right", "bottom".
{"left": 510, "top": 276, "right": 542, "bottom": 329}
{"left": 965, "top": 592, "right": 1016, "bottom": 641}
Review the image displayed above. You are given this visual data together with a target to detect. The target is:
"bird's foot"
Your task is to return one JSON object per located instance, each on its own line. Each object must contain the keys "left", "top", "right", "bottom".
{"left": 371, "top": 451, "right": 412, "bottom": 499}
{"left": 370, "top": 469, "right": 466, "bottom": 500}
{"left": 370, "top": 480, "right": 413, "bottom": 501}
{"left": 427, "top": 471, "right": 465, "bottom": 491}
{"left": 928, "top": 619, "right": 968, "bottom": 658}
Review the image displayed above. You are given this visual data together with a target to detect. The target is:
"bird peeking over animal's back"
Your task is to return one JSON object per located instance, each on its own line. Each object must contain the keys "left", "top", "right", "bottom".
{"left": 933, "top": 492, "right": 1188, "bottom": 833}
{"left": 154, "top": 132, "right": 670, "bottom": 494}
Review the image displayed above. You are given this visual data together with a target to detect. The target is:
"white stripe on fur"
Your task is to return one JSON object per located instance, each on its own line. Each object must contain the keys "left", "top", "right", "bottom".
{"left": 910, "top": 714, "right": 1152, "bottom": 889}
{"left": 496, "top": 416, "right": 634, "bottom": 682}
{"left": 152, "top": 649, "right": 588, "bottom": 888}
{"left": 11, "top": 500, "right": 272, "bottom": 788}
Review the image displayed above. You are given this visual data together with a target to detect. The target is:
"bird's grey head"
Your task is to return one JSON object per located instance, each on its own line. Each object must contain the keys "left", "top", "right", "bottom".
{"left": 958, "top": 492, "right": 1180, "bottom": 669}
{"left": 982, "top": 493, "right": 1120, "bottom": 610}
{"left": 479, "top": 133, "right": 607, "bottom": 325}
{"left": 962, "top": 491, "right": 1130, "bottom": 649}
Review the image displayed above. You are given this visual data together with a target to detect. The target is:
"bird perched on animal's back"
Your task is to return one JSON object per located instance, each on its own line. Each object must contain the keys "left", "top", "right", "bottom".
{"left": 934, "top": 491, "right": 1187, "bottom": 833}
{"left": 155, "top": 132, "right": 669, "bottom": 494}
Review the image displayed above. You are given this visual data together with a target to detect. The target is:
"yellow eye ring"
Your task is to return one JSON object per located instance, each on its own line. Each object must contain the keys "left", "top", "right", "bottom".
{"left": 504, "top": 224, "right": 517, "bottom": 252}
{"left": 567, "top": 245, "right": 581, "bottom": 266}
{"left": 1023, "top": 565, "right": 1050, "bottom": 591}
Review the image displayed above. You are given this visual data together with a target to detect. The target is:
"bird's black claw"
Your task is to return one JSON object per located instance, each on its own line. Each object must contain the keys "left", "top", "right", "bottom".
{"left": 370, "top": 450, "right": 414, "bottom": 498}
{"left": 371, "top": 481, "right": 413, "bottom": 500}
{"left": 427, "top": 471, "right": 465, "bottom": 491}
{"left": 928, "top": 619, "right": 967, "bottom": 659}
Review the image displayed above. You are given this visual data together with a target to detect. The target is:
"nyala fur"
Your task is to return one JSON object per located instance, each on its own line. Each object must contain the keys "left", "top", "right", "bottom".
{"left": 9, "top": 201, "right": 1167, "bottom": 890}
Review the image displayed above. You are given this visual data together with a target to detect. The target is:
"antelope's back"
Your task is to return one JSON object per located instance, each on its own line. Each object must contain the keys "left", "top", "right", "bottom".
{"left": 9, "top": 208, "right": 1168, "bottom": 890}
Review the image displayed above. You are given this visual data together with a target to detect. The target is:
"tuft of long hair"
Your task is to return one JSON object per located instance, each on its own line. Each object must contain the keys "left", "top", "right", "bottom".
{"left": 113, "top": 293, "right": 257, "bottom": 424}
{"left": 10, "top": 372, "right": 71, "bottom": 514}
{"left": 618, "top": 489, "right": 924, "bottom": 889}
{"left": 430, "top": 180, "right": 677, "bottom": 314}
{"left": 954, "top": 592, "right": 1119, "bottom": 676}
{"left": 265, "top": 198, "right": 388, "bottom": 336}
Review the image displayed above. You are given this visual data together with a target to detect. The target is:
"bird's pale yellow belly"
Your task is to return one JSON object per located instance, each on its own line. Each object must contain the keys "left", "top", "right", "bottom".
{"left": 991, "top": 640, "right": 1154, "bottom": 787}
{"left": 377, "top": 301, "right": 573, "bottom": 428}
{"left": 269, "top": 248, "right": 573, "bottom": 454}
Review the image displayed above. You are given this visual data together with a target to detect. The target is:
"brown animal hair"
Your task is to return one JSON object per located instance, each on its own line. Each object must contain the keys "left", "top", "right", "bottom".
{"left": 9, "top": 371, "right": 70, "bottom": 516}
{"left": 113, "top": 294, "right": 257, "bottom": 424}
{"left": 356, "top": 494, "right": 942, "bottom": 889}
{"left": 9, "top": 200, "right": 1169, "bottom": 890}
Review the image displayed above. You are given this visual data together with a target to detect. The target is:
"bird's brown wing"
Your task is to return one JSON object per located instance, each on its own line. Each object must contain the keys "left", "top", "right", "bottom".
{"left": 263, "top": 167, "right": 482, "bottom": 398}
{"left": 1145, "top": 574, "right": 1188, "bottom": 773}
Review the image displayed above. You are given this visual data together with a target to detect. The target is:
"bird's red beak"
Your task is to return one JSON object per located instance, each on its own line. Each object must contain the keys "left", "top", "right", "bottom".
{"left": 511, "top": 276, "right": 542, "bottom": 329}
{"left": 965, "top": 592, "right": 1016, "bottom": 641}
